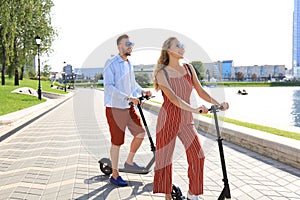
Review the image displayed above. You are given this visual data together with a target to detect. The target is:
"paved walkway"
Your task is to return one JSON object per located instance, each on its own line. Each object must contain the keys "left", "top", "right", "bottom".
{"left": 0, "top": 88, "right": 299, "bottom": 200}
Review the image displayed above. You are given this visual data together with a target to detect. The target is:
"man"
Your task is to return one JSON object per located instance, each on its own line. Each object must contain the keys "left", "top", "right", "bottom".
{"left": 103, "top": 34, "right": 152, "bottom": 186}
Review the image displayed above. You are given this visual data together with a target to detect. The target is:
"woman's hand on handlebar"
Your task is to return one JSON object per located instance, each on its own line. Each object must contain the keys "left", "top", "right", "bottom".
{"left": 195, "top": 105, "right": 208, "bottom": 114}
{"left": 219, "top": 102, "right": 229, "bottom": 111}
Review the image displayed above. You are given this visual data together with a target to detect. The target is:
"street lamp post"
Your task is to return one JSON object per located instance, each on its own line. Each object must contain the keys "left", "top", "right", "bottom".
{"left": 35, "top": 36, "right": 42, "bottom": 100}
{"left": 63, "top": 62, "right": 67, "bottom": 92}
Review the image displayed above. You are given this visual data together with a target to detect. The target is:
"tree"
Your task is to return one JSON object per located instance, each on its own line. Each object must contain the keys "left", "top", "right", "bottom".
{"left": 0, "top": 0, "right": 56, "bottom": 86}
{"left": 251, "top": 73, "right": 257, "bottom": 81}
{"left": 25, "top": 66, "right": 36, "bottom": 78}
{"left": 190, "top": 61, "right": 205, "bottom": 80}
{"left": 135, "top": 73, "right": 151, "bottom": 87}
{"left": 0, "top": 0, "right": 15, "bottom": 85}
{"left": 235, "top": 72, "right": 244, "bottom": 81}
{"left": 95, "top": 73, "right": 103, "bottom": 82}
{"left": 42, "top": 64, "right": 51, "bottom": 78}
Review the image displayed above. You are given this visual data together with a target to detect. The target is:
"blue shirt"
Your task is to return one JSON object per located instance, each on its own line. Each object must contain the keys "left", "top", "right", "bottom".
{"left": 104, "top": 55, "right": 143, "bottom": 108}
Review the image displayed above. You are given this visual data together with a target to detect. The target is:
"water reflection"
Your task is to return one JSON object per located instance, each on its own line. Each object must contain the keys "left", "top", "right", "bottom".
{"left": 292, "top": 89, "right": 300, "bottom": 128}
{"left": 149, "top": 87, "right": 300, "bottom": 132}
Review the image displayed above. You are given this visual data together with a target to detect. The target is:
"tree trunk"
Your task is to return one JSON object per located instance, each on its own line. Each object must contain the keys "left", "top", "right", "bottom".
{"left": 1, "top": 51, "right": 6, "bottom": 85}
{"left": 13, "top": 38, "right": 19, "bottom": 85}
{"left": 7, "top": 65, "right": 13, "bottom": 78}
{"left": 14, "top": 69, "right": 19, "bottom": 85}
{"left": 1, "top": 66, "right": 5, "bottom": 86}
{"left": 20, "top": 65, "right": 24, "bottom": 80}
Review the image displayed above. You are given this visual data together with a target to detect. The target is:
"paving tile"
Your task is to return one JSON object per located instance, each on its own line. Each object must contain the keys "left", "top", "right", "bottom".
{"left": 0, "top": 89, "right": 299, "bottom": 199}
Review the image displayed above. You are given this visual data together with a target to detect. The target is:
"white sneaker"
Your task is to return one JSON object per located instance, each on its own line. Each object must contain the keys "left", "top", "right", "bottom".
{"left": 187, "top": 192, "right": 202, "bottom": 200}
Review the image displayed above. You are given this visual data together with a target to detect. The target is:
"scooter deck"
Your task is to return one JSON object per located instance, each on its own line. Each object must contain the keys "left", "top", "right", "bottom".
{"left": 119, "top": 167, "right": 150, "bottom": 174}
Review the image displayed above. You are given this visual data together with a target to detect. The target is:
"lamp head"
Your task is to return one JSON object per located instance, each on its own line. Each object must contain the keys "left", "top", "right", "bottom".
{"left": 35, "top": 35, "right": 41, "bottom": 46}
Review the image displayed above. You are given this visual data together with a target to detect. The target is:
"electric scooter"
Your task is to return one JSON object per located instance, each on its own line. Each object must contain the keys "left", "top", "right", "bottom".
{"left": 99, "top": 95, "right": 156, "bottom": 175}
{"left": 98, "top": 96, "right": 188, "bottom": 198}
{"left": 171, "top": 105, "right": 231, "bottom": 200}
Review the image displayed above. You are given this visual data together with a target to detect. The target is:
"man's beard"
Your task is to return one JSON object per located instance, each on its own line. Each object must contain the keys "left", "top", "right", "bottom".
{"left": 123, "top": 48, "right": 132, "bottom": 57}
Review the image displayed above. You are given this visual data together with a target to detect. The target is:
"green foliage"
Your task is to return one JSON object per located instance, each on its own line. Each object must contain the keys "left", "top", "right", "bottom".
{"left": 190, "top": 61, "right": 205, "bottom": 80}
{"left": 42, "top": 64, "right": 51, "bottom": 77}
{"left": 135, "top": 73, "right": 151, "bottom": 87}
{"left": 0, "top": 0, "right": 57, "bottom": 85}
{"left": 29, "top": 76, "right": 49, "bottom": 81}
{"left": 95, "top": 73, "right": 103, "bottom": 82}
{"left": 53, "top": 81, "right": 64, "bottom": 87}
{"left": 251, "top": 73, "right": 258, "bottom": 81}
{"left": 235, "top": 72, "right": 244, "bottom": 81}
{"left": 25, "top": 66, "right": 36, "bottom": 78}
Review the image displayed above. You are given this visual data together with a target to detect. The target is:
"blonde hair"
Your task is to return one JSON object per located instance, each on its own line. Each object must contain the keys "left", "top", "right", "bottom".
{"left": 153, "top": 37, "right": 177, "bottom": 91}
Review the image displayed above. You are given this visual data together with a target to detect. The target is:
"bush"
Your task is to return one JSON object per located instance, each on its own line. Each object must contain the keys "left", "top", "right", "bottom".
{"left": 29, "top": 76, "right": 49, "bottom": 81}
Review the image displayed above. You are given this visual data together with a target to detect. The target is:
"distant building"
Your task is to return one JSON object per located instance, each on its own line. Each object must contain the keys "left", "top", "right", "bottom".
{"left": 203, "top": 61, "right": 285, "bottom": 81}
{"left": 233, "top": 65, "right": 285, "bottom": 81}
{"left": 203, "top": 60, "right": 233, "bottom": 81}
{"left": 76, "top": 62, "right": 285, "bottom": 83}
{"left": 74, "top": 65, "right": 154, "bottom": 82}
{"left": 63, "top": 64, "right": 73, "bottom": 75}
{"left": 49, "top": 71, "right": 60, "bottom": 80}
{"left": 222, "top": 60, "right": 233, "bottom": 80}
{"left": 74, "top": 68, "right": 103, "bottom": 80}
{"left": 293, "top": 0, "right": 300, "bottom": 79}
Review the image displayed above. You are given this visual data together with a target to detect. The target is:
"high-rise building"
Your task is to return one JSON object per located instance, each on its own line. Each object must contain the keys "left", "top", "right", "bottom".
{"left": 293, "top": 0, "right": 300, "bottom": 79}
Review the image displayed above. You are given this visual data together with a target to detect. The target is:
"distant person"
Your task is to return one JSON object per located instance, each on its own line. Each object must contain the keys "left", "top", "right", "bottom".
{"left": 152, "top": 37, "right": 229, "bottom": 200}
{"left": 103, "top": 34, "right": 152, "bottom": 187}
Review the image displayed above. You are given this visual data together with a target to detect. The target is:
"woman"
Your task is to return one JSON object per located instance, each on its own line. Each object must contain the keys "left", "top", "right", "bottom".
{"left": 153, "top": 37, "right": 229, "bottom": 200}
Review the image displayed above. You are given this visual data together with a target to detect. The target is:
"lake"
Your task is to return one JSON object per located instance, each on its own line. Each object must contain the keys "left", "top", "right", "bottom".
{"left": 148, "top": 87, "right": 300, "bottom": 133}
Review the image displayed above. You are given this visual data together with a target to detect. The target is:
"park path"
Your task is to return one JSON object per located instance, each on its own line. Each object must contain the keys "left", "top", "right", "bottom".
{"left": 0, "top": 88, "right": 299, "bottom": 199}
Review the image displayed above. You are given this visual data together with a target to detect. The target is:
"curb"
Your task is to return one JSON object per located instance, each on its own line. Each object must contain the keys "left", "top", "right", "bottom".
{"left": 142, "top": 101, "right": 300, "bottom": 170}
{"left": 0, "top": 91, "right": 75, "bottom": 142}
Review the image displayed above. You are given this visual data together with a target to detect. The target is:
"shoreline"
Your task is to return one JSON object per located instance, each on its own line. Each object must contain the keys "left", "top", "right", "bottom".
{"left": 147, "top": 87, "right": 300, "bottom": 133}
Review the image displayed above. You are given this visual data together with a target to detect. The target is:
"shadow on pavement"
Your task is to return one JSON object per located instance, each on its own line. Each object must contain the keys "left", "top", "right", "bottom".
{"left": 75, "top": 175, "right": 153, "bottom": 200}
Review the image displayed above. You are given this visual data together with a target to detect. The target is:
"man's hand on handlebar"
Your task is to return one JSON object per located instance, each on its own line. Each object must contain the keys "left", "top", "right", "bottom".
{"left": 142, "top": 90, "right": 152, "bottom": 97}
{"left": 128, "top": 90, "right": 153, "bottom": 106}
{"left": 128, "top": 97, "right": 140, "bottom": 106}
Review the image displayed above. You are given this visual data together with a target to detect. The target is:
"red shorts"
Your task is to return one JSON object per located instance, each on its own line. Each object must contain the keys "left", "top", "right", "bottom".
{"left": 105, "top": 106, "right": 145, "bottom": 145}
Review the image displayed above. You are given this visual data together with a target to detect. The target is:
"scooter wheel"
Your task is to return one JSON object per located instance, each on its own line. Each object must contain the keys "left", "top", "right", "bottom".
{"left": 171, "top": 184, "right": 183, "bottom": 199}
{"left": 99, "top": 158, "right": 112, "bottom": 175}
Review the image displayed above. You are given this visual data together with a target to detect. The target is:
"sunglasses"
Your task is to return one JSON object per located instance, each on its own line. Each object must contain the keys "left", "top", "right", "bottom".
{"left": 125, "top": 41, "right": 135, "bottom": 47}
{"left": 177, "top": 42, "right": 185, "bottom": 48}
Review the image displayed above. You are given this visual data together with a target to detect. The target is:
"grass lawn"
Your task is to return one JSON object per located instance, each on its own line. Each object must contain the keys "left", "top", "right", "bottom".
{"left": 203, "top": 114, "right": 300, "bottom": 141}
{"left": 0, "top": 78, "right": 67, "bottom": 116}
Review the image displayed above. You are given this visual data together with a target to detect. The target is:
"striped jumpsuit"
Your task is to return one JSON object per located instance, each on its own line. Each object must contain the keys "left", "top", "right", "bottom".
{"left": 153, "top": 66, "right": 205, "bottom": 195}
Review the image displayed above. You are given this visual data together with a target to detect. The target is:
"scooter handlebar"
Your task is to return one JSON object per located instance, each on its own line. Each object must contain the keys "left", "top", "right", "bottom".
{"left": 128, "top": 95, "right": 155, "bottom": 106}
{"left": 199, "top": 105, "right": 224, "bottom": 113}
{"left": 208, "top": 105, "right": 224, "bottom": 112}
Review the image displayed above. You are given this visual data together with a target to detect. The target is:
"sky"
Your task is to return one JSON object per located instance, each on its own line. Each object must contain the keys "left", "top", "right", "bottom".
{"left": 48, "top": 0, "right": 294, "bottom": 72}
